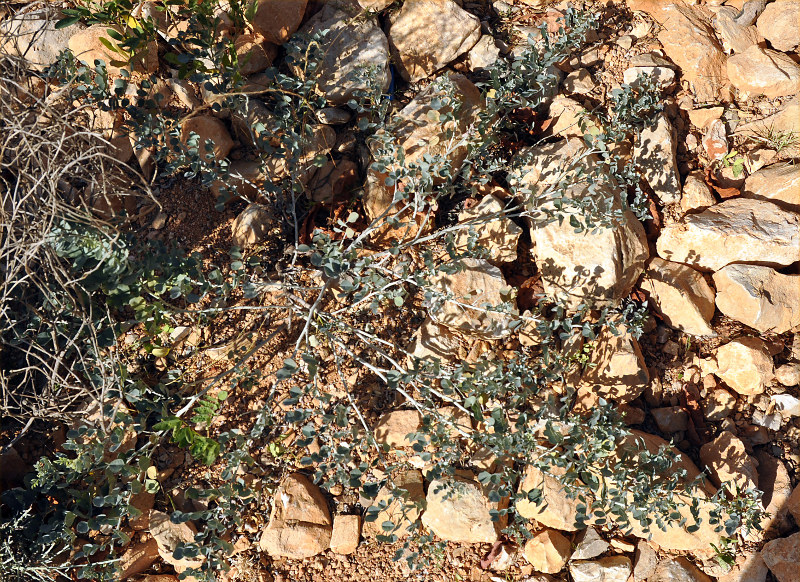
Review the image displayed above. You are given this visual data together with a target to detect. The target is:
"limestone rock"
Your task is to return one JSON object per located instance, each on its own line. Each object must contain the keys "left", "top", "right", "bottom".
{"left": 421, "top": 474, "right": 506, "bottom": 543}
{"left": 252, "top": 0, "right": 308, "bottom": 45}
{"left": 364, "top": 73, "right": 483, "bottom": 220}
{"left": 776, "top": 364, "right": 800, "bottom": 387}
{"left": 523, "top": 529, "right": 571, "bottom": 574}
{"left": 736, "top": 98, "right": 799, "bottom": 153}
{"left": 715, "top": 337, "right": 775, "bottom": 396}
{"left": 755, "top": 450, "right": 793, "bottom": 535}
{"left": 717, "top": 551, "right": 768, "bottom": 582}
{"left": 699, "top": 431, "right": 759, "bottom": 492}
{"left": 119, "top": 538, "right": 160, "bottom": 579}
{"left": 563, "top": 68, "right": 594, "bottom": 95}
{"left": 231, "top": 203, "right": 277, "bottom": 248}
{"left": 680, "top": 172, "right": 716, "bottom": 215}
{"left": 407, "top": 316, "right": 460, "bottom": 362}
{"left": 468, "top": 35, "right": 500, "bottom": 71}
{"left": 363, "top": 470, "right": 425, "bottom": 538}
{"left": 517, "top": 465, "right": 580, "bottom": 531}
{"left": 641, "top": 258, "right": 716, "bottom": 336}
{"left": 388, "top": 0, "right": 481, "bottom": 82}
{"left": 258, "top": 473, "right": 332, "bottom": 559}
{"left": 743, "top": 163, "right": 800, "bottom": 211}
{"left": 548, "top": 96, "right": 602, "bottom": 139}
{"left": 727, "top": 46, "right": 800, "bottom": 99}
{"left": 454, "top": 195, "right": 522, "bottom": 262}
{"left": 652, "top": 4, "right": 730, "bottom": 102}
{"left": 129, "top": 491, "right": 155, "bottom": 531}
{"left": 298, "top": 6, "right": 390, "bottom": 106}
{"left": 428, "top": 258, "right": 515, "bottom": 339}
{"left": 529, "top": 182, "right": 648, "bottom": 310}
{"left": 757, "top": 0, "right": 800, "bottom": 52}
{"left": 713, "top": 264, "right": 800, "bottom": 335}
{"left": 703, "top": 388, "right": 737, "bottom": 421}
{"left": 688, "top": 107, "right": 724, "bottom": 130}
{"left": 656, "top": 198, "right": 800, "bottom": 271}
{"left": 373, "top": 410, "right": 423, "bottom": 449}
{"left": 703, "top": 118, "right": 728, "bottom": 161}
{"left": 624, "top": 54, "right": 677, "bottom": 88}
{"left": 712, "top": 7, "right": 762, "bottom": 54}
{"left": 570, "top": 556, "right": 632, "bottom": 582}
{"left": 762, "top": 532, "right": 800, "bottom": 582}
{"left": 651, "top": 557, "right": 712, "bottom": 582}
{"left": 571, "top": 527, "right": 609, "bottom": 561}
{"left": 0, "top": 6, "right": 82, "bottom": 71}
{"left": 234, "top": 34, "right": 276, "bottom": 75}
{"left": 211, "top": 160, "right": 265, "bottom": 202}
{"left": 69, "top": 24, "right": 158, "bottom": 74}
{"left": 634, "top": 113, "right": 681, "bottom": 205}
{"left": 330, "top": 514, "right": 360, "bottom": 555}
{"left": 788, "top": 484, "right": 800, "bottom": 524}
{"left": 580, "top": 327, "right": 649, "bottom": 404}
{"left": 180, "top": 116, "right": 234, "bottom": 163}
{"left": 149, "top": 511, "right": 203, "bottom": 570}
{"left": 652, "top": 406, "right": 689, "bottom": 433}
{"left": 634, "top": 541, "right": 658, "bottom": 582}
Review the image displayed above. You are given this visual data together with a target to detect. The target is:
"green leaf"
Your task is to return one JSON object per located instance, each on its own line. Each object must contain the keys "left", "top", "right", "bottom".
{"left": 153, "top": 417, "right": 182, "bottom": 432}
{"left": 190, "top": 436, "right": 221, "bottom": 466}
{"left": 55, "top": 15, "right": 81, "bottom": 29}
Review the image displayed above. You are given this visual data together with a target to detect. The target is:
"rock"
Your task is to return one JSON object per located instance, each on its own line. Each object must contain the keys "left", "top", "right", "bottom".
{"left": 0, "top": 6, "right": 83, "bottom": 71}
{"left": 703, "top": 388, "right": 737, "bottom": 421}
{"left": 702, "top": 118, "right": 728, "bottom": 161}
{"left": 775, "top": 364, "right": 800, "bottom": 387}
{"left": 580, "top": 327, "right": 649, "bottom": 404}
{"left": 373, "top": 410, "right": 422, "bottom": 448}
{"left": 305, "top": 159, "right": 359, "bottom": 204}
{"left": 211, "top": 159, "right": 265, "bottom": 202}
{"left": 421, "top": 474, "right": 506, "bottom": 543}
{"left": 717, "top": 551, "right": 768, "bottom": 582}
{"left": 523, "top": 529, "right": 571, "bottom": 574}
{"left": 651, "top": 4, "right": 730, "bottom": 102}
{"left": 252, "top": 0, "right": 308, "bottom": 45}
{"left": 364, "top": 73, "right": 483, "bottom": 221}
{"left": 468, "top": 35, "right": 500, "bottom": 71}
{"left": 517, "top": 465, "right": 580, "bottom": 531}
{"left": 699, "top": 431, "right": 759, "bottom": 492}
{"left": 656, "top": 198, "right": 800, "bottom": 271}
{"left": 407, "top": 316, "right": 460, "bottom": 362}
{"left": 712, "top": 6, "right": 762, "bottom": 54}
{"left": 454, "top": 195, "right": 522, "bottom": 262}
{"left": 388, "top": 0, "right": 481, "bottom": 82}
{"left": 651, "top": 406, "right": 689, "bottom": 433}
{"left": 358, "top": 0, "right": 394, "bottom": 10}
{"left": 736, "top": 98, "right": 799, "bottom": 152}
{"left": 180, "top": 116, "right": 234, "bottom": 163}
{"left": 129, "top": 491, "right": 155, "bottom": 531}
{"left": 297, "top": 6, "right": 390, "bottom": 106}
{"left": 788, "top": 484, "right": 800, "bottom": 524}
{"left": 69, "top": 24, "right": 158, "bottom": 74}
{"left": 563, "top": 68, "right": 594, "bottom": 95}
{"left": 715, "top": 337, "right": 775, "bottom": 396}
{"left": 757, "top": 0, "right": 800, "bottom": 52}
{"left": 529, "top": 181, "right": 648, "bottom": 310}
{"left": 0, "top": 447, "right": 30, "bottom": 489}
{"left": 231, "top": 203, "right": 278, "bottom": 248}
{"left": 713, "top": 264, "right": 800, "bottom": 335}
{"left": 119, "top": 538, "right": 160, "bottom": 579}
{"left": 571, "top": 527, "right": 609, "bottom": 561}
{"left": 428, "top": 258, "right": 515, "bottom": 339}
{"left": 634, "top": 540, "right": 658, "bottom": 582}
{"left": 755, "top": 450, "right": 793, "bottom": 535}
{"left": 258, "top": 473, "right": 332, "bottom": 559}
{"left": 651, "top": 556, "right": 712, "bottom": 582}
{"left": 743, "top": 163, "right": 800, "bottom": 211}
{"left": 624, "top": 54, "right": 677, "bottom": 89}
{"left": 640, "top": 258, "right": 716, "bottom": 336}
{"left": 570, "top": 556, "right": 632, "bottom": 582}
{"left": 234, "top": 34, "right": 276, "bottom": 75}
{"left": 317, "top": 107, "right": 351, "bottom": 125}
{"left": 762, "top": 532, "right": 800, "bottom": 582}
{"left": 363, "top": 470, "right": 425, "bottom": 538}
{"left": 688, "top": 107, "right": 724, "bottom": 129}
{"left": 329, "top": 514, "right": 360, "bottom": 555}
{"left": 149, "top": 511, "right": 203, "bottom": 570}
{"left": 727, "top": 46, "right": 800, "bottom": 99}
{"left": 680, "top": 172, "right": 716, "bottom": 214}
{"left": 634, "top": 113, "right": 681, "bottom": 205}
{"left": 548, "top": 96, "right": 602, "bottom": 139}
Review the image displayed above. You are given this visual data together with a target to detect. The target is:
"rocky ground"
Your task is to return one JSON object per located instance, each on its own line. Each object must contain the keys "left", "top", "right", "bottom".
{"left": 1, "top": 0, "right": 800, "bottom": 581}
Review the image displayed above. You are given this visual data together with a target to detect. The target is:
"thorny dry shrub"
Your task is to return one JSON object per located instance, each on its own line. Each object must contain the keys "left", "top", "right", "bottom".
{"left": 0, "top": 53, "right": 151, "bottom": 437}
